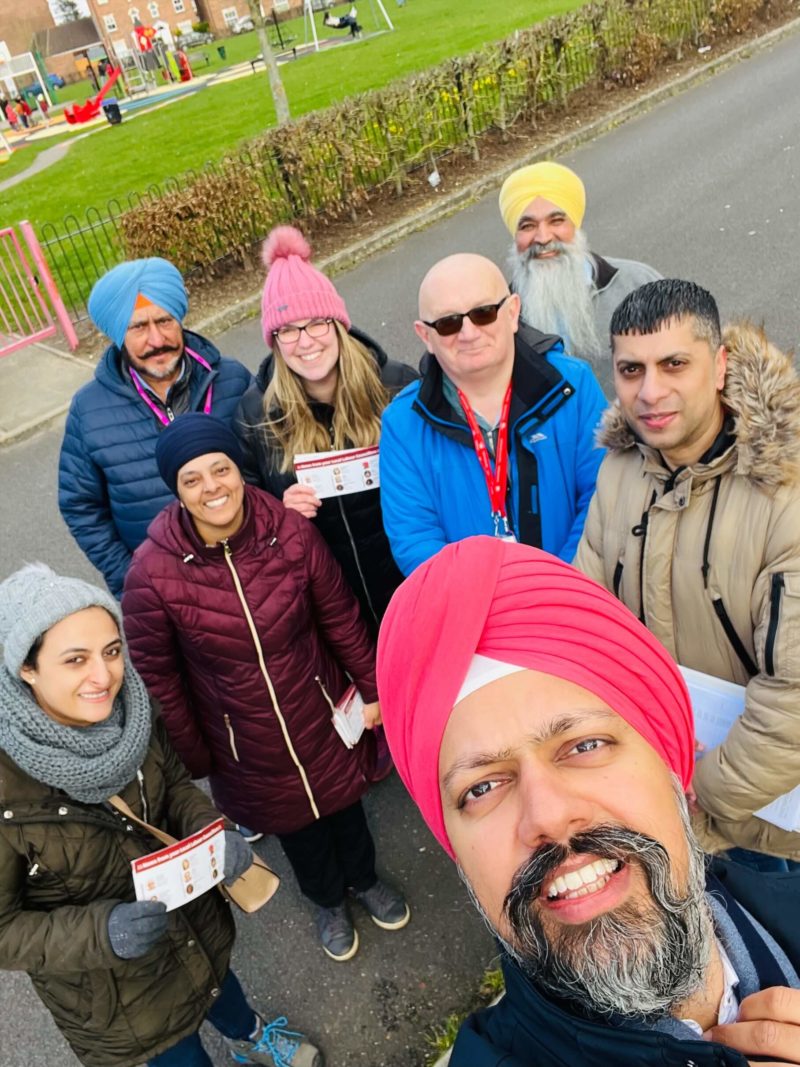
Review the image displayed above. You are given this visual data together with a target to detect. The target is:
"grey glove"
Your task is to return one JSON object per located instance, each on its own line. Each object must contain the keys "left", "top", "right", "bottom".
{"left": 223, "top": 829, "right": 254, "bottom": 885}
{"left": 107, "top": 900, "right": 168, "bottom": 960}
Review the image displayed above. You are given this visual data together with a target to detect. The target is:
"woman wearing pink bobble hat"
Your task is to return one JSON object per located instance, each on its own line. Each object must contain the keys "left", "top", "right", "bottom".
{"left": 235, "top": 226, "right": 417, "bottom": 638}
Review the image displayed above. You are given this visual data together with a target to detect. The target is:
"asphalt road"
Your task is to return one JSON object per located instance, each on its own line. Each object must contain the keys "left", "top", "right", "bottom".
{"left": 1, "top": 25, "right": 800, "bottom": 1067}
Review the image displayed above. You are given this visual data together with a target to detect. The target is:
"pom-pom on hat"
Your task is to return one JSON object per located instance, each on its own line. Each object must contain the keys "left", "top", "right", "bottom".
{"left": 377, "top": 536, "right": 694, "bottom": 858}
{"left": 499, "top": 161, "right": 586, "bottom": 236}
{"left": 88, "top": 257, "right": 189, "bottom": 350}
{"left": 0, "top": 563, "right": 122, "bottom": 677}
{"left": 260, "top": 226, "right": 351, "bottom": 345}
{"left": 155, "top": 413, "right": 245, "bottom": 496}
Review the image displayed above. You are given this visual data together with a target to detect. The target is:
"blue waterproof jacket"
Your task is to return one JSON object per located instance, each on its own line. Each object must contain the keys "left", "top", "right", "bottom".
{"left": 58, "top": 331, "right": 252, "bottom": 596}
{"left": 380, "top": 325, "right": 608, "bottom": 575}
{"left": 452, "top": 859, "right": 800, "bottom": 1067}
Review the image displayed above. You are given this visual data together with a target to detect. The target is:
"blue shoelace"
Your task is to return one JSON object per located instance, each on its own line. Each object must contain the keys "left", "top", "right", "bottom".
{"left": 252, "top": 1016, "right": 303, "bottom": 1067}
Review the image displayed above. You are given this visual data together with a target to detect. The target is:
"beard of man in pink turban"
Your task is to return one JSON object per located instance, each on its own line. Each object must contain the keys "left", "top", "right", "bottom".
{"left": 376, "top": 536, "right": 722, "bottom": 1025}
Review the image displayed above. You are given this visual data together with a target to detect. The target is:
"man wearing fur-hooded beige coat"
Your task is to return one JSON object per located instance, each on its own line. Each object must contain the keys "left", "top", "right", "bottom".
{"left": 575, "top": 278, "right": 800, "bottom": 867}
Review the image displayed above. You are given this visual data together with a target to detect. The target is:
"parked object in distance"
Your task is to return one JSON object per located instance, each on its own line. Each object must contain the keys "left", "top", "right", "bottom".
{"left": 176, "top": 29, "right": 214, "bottom": 47}
{"left": 232, "top": 15, "right": 255, "bottom": 32}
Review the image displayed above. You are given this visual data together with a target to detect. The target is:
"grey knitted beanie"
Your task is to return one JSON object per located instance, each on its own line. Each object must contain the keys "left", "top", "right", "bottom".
{"left": 0, "top": 563, "right": 123, "bottom": 676}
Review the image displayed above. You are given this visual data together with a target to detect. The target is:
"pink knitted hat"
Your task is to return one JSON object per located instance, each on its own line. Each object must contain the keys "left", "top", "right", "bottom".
{"left": 260, "top": 226, "right": 351, "bottom": 345}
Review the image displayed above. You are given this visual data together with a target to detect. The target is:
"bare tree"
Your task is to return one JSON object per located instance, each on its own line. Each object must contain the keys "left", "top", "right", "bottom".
{"left": 54, "top": 0, "right": 83, "bottom": 21}
{"left": 245, "top": 0, "right": 290, "bottom": 126}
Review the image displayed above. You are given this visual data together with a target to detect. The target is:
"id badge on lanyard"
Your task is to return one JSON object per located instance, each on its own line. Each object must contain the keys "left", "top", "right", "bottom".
{"left": 456, "top": 383, "right": 516, "bottom": 541}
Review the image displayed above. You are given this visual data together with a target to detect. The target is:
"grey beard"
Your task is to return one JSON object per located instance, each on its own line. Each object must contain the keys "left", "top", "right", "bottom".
{"left": 459, "top": 789, "right": 713, "bottom": 1022}
{"left": 508, "top": 229, "right": 603, "bottom": 362}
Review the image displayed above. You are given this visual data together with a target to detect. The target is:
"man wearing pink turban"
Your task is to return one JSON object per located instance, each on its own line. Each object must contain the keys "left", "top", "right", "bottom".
{"left": 377, "top": 537, "right": 800, "bottom": 1067}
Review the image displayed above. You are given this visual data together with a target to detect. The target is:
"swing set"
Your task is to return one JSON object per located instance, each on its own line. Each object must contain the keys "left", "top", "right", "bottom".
{"left": 301, "top": 0, "right": 394, "bottom": 52}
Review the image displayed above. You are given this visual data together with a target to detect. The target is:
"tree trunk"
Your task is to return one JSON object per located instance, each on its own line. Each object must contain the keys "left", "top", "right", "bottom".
{"left": 246, "top": 0, "right": 291, "bottom": 126}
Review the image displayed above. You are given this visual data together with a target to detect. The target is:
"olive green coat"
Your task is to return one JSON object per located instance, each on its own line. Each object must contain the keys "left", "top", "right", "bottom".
{"left": 0, "top": 715, "right": 235, "bottom": 1066}
{"left": 576, "top": 322, "right": 800, "bottom": 860}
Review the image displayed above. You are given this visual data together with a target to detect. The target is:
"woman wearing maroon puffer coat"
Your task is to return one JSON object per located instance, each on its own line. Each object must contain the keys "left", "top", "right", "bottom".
{"left": 122, "top": 414, "right": 410, "bottom": 963}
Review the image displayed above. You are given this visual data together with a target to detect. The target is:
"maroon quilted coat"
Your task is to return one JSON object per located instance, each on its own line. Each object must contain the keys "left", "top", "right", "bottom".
{"left": 121, "top": 486, "right": 378, "bottom": 835}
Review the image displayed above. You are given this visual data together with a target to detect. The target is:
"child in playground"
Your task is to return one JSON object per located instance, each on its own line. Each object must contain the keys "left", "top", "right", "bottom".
{"left": 5, "top": 101, "right": 19, "bottom": 131}
{"left": 323, "top": 5, "right": 362, "bottom": 37}
{"left": 16, "top": 97, "right": 32, "bottom": 129}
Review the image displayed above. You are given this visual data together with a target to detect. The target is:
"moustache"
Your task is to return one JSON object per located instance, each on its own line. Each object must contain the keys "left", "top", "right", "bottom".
{"left": 141, "top": 344, "right": 181, "bottom": 359}
{"left": 526, "top": 240, "right": 570, "bottom": 260}
{"left": 504, "top": 824, "right": 669, "bottom": 921}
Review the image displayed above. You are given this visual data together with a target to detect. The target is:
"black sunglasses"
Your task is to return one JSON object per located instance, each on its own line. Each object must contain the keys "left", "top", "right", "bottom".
{"left": 422, "top": 296, "right": 510, "bottom": 337}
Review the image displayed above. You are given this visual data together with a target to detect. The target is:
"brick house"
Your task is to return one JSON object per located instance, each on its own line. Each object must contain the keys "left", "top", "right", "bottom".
{"left": 0, "top": 0, "right": 83, "bottom": 82}
{"left": 86, "top": 0, "right": 301, "bottom": 53}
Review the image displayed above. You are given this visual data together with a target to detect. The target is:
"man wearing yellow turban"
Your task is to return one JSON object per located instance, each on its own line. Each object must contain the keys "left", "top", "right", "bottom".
{"left": 499, "top": 161, "right": 660, "bottom": 364}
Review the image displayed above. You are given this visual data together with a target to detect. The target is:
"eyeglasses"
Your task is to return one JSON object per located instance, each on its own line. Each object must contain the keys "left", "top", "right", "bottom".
{"left": 126, "top": 314, "right": 181, "bottom": 337}
{"left": 273, "top": 318, "right": 334, "bottom": 345}
{"left": 422, "top": 296, "right": 510, "bottom": 337}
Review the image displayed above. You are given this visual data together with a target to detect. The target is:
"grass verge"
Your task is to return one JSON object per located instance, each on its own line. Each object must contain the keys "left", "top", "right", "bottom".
{"left": 5, "top": 0, "right": 585, "bottom": 230}
{"left": 425, "top": 967, "right": 505, "bottom": 1066}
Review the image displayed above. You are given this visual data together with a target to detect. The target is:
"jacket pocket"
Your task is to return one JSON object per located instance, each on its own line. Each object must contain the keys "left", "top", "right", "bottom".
{"left": 764, "top": 572, "right": 785, "bottom": 677}
{"left": 712, "top": 598, "right": 758, "bottom": 678}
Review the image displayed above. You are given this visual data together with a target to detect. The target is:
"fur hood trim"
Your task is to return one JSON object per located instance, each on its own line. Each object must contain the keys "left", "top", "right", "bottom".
{"left": 598, "top": 321, "right": 800, "bottom": 488}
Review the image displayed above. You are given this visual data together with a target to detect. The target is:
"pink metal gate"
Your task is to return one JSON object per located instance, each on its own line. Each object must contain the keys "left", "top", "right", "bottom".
{"left": 0, "top": 220, "right": 78, "bottom": 357}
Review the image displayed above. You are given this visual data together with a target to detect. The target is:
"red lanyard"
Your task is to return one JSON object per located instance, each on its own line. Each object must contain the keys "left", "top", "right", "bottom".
{"left": 456, "top": 383, "right": 513, "bottom": 537}
{"left": 129, "top": 346, "right": 213, "bottom": 426}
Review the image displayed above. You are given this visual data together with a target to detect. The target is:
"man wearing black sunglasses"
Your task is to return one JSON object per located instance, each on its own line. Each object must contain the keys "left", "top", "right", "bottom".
{"left": 380, "top": 253, "right": 608, "bottom": 576}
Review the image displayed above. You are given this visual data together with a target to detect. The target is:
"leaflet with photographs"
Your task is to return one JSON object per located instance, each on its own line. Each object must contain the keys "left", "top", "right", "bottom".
{"left": 131, "top": 818, "right": 226, "bottom": 911}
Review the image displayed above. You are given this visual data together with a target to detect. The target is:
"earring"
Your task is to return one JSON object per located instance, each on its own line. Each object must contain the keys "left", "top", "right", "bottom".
{"left": 180, "top": 501, "right": 186, "bottom": 509}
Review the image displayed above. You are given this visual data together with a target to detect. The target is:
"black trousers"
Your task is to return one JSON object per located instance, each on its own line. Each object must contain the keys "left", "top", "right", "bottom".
{"left": 277, "top": 800, "right": 377, "bottom": 908}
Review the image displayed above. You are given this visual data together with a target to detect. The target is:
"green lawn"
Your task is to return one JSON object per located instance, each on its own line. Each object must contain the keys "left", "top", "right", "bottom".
{"left": 5, "top": 0, "right": 585, "bottom": 232}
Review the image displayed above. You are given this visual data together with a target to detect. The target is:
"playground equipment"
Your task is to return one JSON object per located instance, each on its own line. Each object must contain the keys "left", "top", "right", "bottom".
{"left": 303, "top": 0, "right": 394, "bottom": 51}
{"left": 64, "top": 66, "right": 122, "bottom": 124}
{"left": 0, "top": 48, "right": 54, "bottom": 111}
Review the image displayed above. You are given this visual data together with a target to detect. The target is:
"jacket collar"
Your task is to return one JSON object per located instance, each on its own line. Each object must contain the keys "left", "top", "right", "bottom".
{"left": 598, "top": 321, "right": 800, "bottom": 489}
{"left": 590, "top": 253, "right": 619, "bottom": 293}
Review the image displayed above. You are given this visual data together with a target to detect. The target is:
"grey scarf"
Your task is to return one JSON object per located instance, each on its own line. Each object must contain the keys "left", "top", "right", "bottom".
{"left": 0, "top": 659, "right": 152, "bottom": 803}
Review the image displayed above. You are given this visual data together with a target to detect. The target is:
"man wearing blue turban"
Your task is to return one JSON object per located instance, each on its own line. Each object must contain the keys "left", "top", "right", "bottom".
{"left": 58, "top": 257, "right": 252, "bottom": 596}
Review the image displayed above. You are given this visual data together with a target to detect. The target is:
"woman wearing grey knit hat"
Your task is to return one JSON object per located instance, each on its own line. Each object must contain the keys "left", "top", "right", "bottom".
{"left": 0, "top": 563, "right": 322, "bottom": 1067}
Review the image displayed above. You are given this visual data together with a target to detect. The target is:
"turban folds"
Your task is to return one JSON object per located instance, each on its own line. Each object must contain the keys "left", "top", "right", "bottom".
{"left": 155, "top": 413, "right": 245, "bottom": 495}
{"left": 498, "top": 161, "right": 586, "bottom": 235}
{"left": 377, "top": 537, "right": 694, "bottom": 857}
{"left": 88, "top": 257, "right": 189, "bottom": 349}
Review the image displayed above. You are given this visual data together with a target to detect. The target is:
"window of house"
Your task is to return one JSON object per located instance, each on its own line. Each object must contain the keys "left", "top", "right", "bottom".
{"left": 173, "top": 0, "right": 185, "bottom": 11}
{"left": 129, "top": 7, "right": 140, "bottom": 20}
{"left": 222, "top": 7, "right": 238, "bottom": 25}
{"left": 148, "top": 1, "right": 159, "bottom": 16}
{"left": 177, "top": 18, "right": 192, "bottom": 30}
{"left": 104, "top": 13, "right": 118, "bottom": 30}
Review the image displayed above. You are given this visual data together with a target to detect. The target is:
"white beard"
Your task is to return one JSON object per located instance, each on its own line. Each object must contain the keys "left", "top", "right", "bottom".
{"left": 508, "top": 229, "right": 603, "bottom": 362}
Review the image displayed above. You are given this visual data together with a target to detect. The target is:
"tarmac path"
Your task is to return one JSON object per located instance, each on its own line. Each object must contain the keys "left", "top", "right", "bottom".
{"left": 0, "top": 25, "right": 799, "bottom": 1067}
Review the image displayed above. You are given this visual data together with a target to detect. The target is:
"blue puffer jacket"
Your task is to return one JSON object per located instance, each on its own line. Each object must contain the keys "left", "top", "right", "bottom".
{"left": 451, "top": 859, "right": 800, "bottom": 1067}
{"left": 380, "top": 325, "right": 608, "bottom": 575}
{"left": 58, "top": 331, "right": 252, "bottom": 596}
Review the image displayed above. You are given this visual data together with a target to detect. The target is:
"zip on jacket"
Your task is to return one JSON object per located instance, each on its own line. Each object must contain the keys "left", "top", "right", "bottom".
{"left": 221, "top": 540, "right": 321, "bottom": 820}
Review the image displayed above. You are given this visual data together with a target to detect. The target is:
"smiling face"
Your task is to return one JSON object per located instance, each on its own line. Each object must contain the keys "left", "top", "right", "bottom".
{"left": 19, "top": 607, "right": 124, "bottom": 727}
{"left": 414, "top": 255, "right": 520, "bottom": 391}
{"left": 514, "top": 196, "right": 577, "bottom": 256}
{"left": 273, "top": 318, "right": 340, "bottom": 402}
{"left": 176, "top": 451, "right": 246, "bottom": 545}
{"left": 612, "top": 317, "right": 727, "bottom": 469}
{"left": 439, "top": 669, "right": 711, "bottom": 1018}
